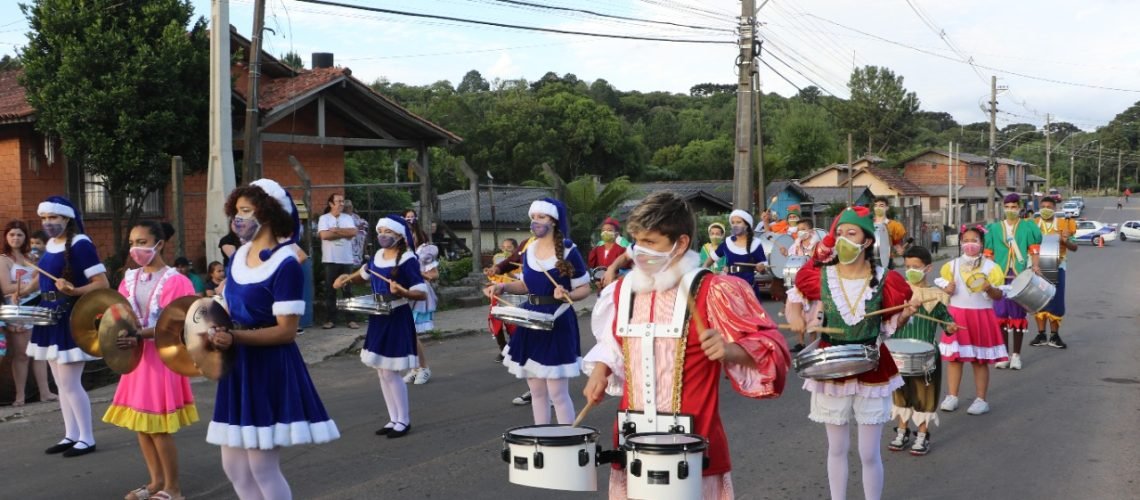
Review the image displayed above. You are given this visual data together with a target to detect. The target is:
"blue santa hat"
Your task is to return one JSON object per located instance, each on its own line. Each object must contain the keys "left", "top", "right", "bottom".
{"left": 38, "top": 195, "right": 85, "bottom": 233}
{"left": 376, "top": 215, "right": 414, "bottom": 247}
{"left": 249, "top": 178, "right": 301, "bottom": 260}
{"left": 529, "top": 197, "right": 570, "bottom": 238}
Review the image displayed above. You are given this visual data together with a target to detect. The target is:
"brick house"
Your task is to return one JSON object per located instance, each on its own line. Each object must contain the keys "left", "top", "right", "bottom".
{"left": 899, "top": 149, "right": 1032, "bottom": 224}
{"left": 0, "top": 28, "right": 460, "bottom": 269}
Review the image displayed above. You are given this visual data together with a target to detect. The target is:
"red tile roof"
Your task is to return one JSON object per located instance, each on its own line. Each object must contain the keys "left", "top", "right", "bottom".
{"left": 862, "top": 166, "right": 929, "bottom": 197}
{"left": 0, "top": 69, "right": 35, "bottom": 123}
{"left": 234, "top": 66, "right": 347, "bottom": 110}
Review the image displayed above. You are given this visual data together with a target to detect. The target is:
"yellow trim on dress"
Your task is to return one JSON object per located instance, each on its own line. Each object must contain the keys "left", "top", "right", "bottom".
{"left": 102, "top": 403, "right": 199, "bottom": 434}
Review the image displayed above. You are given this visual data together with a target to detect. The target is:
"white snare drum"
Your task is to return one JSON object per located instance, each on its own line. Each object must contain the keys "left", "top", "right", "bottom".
{"left": 337, "top": 295, "right": 405, "bottom": 316}
{"left": 622, "top": 433, "right": 708, "bottom": 500}
{"left": 502, "top": 425, "right": 599, "bottom": 492}
{"left": 1038, "top": 234, "right": 1062, "bottom": 284}
{"left": 793, "top": 339, "right": 880, "bottom": 380}
{"left": 617, "top": 411, "right": 695, "bottom": 446}
{"left": 490, "top": 304, "right": 563, "bottom": 331}
{"left": 0, "top": 305, "right": 59, "bottom": 326}
{"left": 886, "top": 338, "right": 937, "bottom": 376}
{"left": 1007, "top": 270, "right": 1056, "bottom": 312}
{"left": 590, "top": 266, "right": 607, "bottom": 283}
{"left": 783, "top": 255, "right": 810, "bottom": 288}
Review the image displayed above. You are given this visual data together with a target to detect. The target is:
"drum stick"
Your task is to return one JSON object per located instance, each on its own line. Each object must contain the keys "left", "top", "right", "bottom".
{"left": 572, "top": 399, "right": 597, "bottom": 427}
{"left": 368, "top": 269, "right": 396, "bottom": 286}
{"left": 863, "top": 297, "right": 941, "bottom": 318}
{"left": 541, "top": 269, "right": 574, "bottom": 305}
{"left": 777, "top": 323, "right": 846, "bottom": 335}
{"left": 27, "top": 262, "right": 60, "bottom": 282}
{"left": 913, "top": 313, "right": 965, "bottom": 331}
{"left": 491, "top": 294, "right": 524, "bottom": 309}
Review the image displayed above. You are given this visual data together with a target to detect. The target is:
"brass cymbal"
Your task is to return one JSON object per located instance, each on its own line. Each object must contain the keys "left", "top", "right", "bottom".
{"left": 155, "top": 296, "right": 201, "bottom": 377}
{"left": 97, "top": 303, "right": 143, "bottom": 374}
{"left": 184, "top": 297, "right": 232, "bottom": 380}
{"left": 70, "top": 288, "right": 130, "bottom": 357}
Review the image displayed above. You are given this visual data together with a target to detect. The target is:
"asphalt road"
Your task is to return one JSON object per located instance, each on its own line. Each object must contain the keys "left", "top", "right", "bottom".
{"left": 2, "top": 197, "right": 1138, "bottom": 499}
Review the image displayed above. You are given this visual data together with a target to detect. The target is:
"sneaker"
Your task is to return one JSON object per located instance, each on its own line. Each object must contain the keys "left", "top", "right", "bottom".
{"left": 1029, "top": 333, "right": 1048, "bottom": 347}
{"left": 512, "top": 391, "right": 532, "bottom": 406}
{"left": 495, "top": 354, "right": 505, "bottom": 363}
{"left": 791, "top": 343, "right": 805, "bottom": 353}
{"left": 1048, "top": 334, "right": 1068, "bottom": 349}
{"left": 939, "top": 395, "right": 959, "bottom": 412}
{"left": 888, "top": 428, "right": 911, "bottom": 451}
{"left": 1010, "top": 353, "right": 1022, "bottom": 370}
{"left": 967, "top": 398, "right": 990, "bottom": 415}
{"left": 910, "top": 432, "right": 931, "bottom": 456}
{"left": 994, "top": 359, "right": 1010, "bottom": 369}
{"left": 413, "top": 367, "right": 431, "bottom": 385}
{"left": 403, "top": 369, "right": 418, "bottom": 384}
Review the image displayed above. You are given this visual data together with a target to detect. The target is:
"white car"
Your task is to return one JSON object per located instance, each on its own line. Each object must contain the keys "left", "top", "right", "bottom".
{"left": 1073, "top": 220, "right": 1117, "bottom": 245}
{"left": 1061, "top": 201, "right": 1082, "bottom": 217}
{"left": 1068, "top": 196, "right": 1085, "bottom": 209}
{"left": 1119, "top": 221, "right": 1140, "bottom": 241}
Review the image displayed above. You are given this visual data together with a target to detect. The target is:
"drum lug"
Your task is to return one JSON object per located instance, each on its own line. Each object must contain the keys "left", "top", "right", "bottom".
{"left": 702, "top": 455, "right": 710, "bottom": 470}
{"left": 532, "top": 451, "right": 544, "bottom": 469}
{"left": 578, "top": 448, "right": 589, "bottom": 467}
{"left": 500, "top": 446, "right": 510, "bottom": 463}
{"left": 668, "top": 424, "right": 686, "bottom": 434}
{"left": 678, "top": 459, "right": 690, "bottom": 480}
{"left": 621, "top": 421, "right": 637, "bottom": 437}
{"left": 629, "top": 458, "right": 642, "bottom": 477}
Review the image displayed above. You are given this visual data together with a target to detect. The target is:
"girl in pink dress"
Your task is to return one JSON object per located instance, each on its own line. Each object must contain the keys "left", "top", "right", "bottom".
{"left": 102, "top": 221, "right": 199, "bottom": 500}
{"left": 933, "top": 226, "right": 1009, "bottom": 416}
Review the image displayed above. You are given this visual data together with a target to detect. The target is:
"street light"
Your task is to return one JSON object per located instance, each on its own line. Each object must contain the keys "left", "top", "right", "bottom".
{"left": 1069, "top": 140, "right": 1098, "bottom": 193}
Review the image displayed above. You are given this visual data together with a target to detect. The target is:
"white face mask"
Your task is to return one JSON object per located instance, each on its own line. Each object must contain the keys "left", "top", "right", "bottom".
{"left": 632, "top": 242, "right": 678, "bottom": 275}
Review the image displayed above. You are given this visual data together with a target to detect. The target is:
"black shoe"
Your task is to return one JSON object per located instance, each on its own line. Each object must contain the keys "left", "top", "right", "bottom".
{"left": 386, "top": 423, "right": 410, "bottom": 439}
{"left": 791, "top": 343, "right": 806, "bottom": 353}
{"left": 61, "top": 442, "right": 96, "bottom": 457}
{"left": 375, "top": 422, "right": 396, "bottom": 436}
{"left": 1029, "top": 333, "right": 1048, "bottom": 347}
{"left": 44, "top": 439, "right": 77, "bottom": 454}
{"left": 910, "top": 432, "right": 931, "bottom": 456}
{"left": 888, "top": 428, "right": 911, "bottom": 451}
{"left": 1048, "top": 334, "right": 1068, "bottom": 349}
{"left": 495, "top": 354, "right": 505, "bottom": 363}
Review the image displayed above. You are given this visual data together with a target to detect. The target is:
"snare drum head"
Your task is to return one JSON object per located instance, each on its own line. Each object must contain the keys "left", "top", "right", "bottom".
{"left": 623, "top": 432, "right": 708, "bottom": 453}
{"left": 349, "top": 295, "right": 379, "bottom": 306}
{"left": 768, "top": 235, "right": 793, "bottom": 277}
{"left": 504, "top": 424, "right": 598, "bottom": 446}
{"left": 886, "top": 338, "right": 936, "bottom": 355}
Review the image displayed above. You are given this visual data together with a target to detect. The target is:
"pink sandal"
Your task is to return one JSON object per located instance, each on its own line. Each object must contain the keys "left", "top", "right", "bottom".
{"left": 152, "top": 491, "right": 185, "bottom": 500}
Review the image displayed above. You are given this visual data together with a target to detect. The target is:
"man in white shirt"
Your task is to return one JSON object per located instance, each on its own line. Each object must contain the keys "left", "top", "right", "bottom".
{"left": 319, "top": 193, "right": 361, "bottom": 329}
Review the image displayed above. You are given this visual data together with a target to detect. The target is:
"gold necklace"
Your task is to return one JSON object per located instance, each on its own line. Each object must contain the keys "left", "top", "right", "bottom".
{"left": 836, "top": 269, "right": 872, "bottom": 317}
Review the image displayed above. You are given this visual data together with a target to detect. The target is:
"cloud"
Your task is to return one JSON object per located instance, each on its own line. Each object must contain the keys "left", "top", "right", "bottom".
{"left": 486, "top": 52, "right": 522, "bottom": 81}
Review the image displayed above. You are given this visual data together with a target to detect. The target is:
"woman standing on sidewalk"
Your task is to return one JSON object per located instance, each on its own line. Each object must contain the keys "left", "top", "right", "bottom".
{"left": 483, "top": 198, "right": 590, "bottom": 425}
{"left": 0, "top": 220, "right": 56, "bottom": 406}
{"left": 103, "top": 221, "right": 199, "bottom": 500}
{"left": 403, "top": 220, "right": 437, "bottom": 385}
{"left": 335, "top": 215, "right": 427, "bottom": 438}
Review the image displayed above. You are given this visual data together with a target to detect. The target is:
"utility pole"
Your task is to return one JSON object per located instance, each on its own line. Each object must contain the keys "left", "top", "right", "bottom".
{"left": 1097, "top": 143, "right": 1103, "bottom": 194}
{"left": 753, "top": 65, "right": 765, "bottom": 213}
{"left": 947, "top": 141, "right": 954, "bottom": 227}
{"left": 986, "top": 75, "right": 998, "bottom": 220}
{"left": 1117, "top": 150, "right": 1123, "bottom": 194}
{"left": 1044, "top": 113, "right": 1052, "bottom": 193}
{"left": 241, "top": 0, "right": 267, "bottom": 182}
{"left": 847, "top": 133, "right": 853, "bottom": 205}
{"left": 732, "top": 0, "right": 756, "bottom": 211}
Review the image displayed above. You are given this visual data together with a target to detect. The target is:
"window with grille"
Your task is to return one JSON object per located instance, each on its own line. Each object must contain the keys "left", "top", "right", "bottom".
{"left": 82, "top": 172, "right": 163, "bottom": 216}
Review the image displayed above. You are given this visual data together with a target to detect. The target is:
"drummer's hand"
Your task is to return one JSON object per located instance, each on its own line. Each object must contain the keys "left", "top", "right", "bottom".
{"left": 760, "top": 211, "right": 771, "bottom": 224}
{"left": 583, "top": 368, "right": 610, "bottom": 404}
{"left": 602, "top": 269, "right": 617, "bottom": 288}
{"left": 943, "top": 281, "right": 956, "bottom": 295}
{"left": 787, "top": 317, "right": 807, "bottom": 336}
{"left": 55, "top": 278, "right": 75, "bottom": 295}
{"left": 389, "top": 282, "right": 408, "bottom": 297}
{"left": 553, "top": 285, "right": 569, "bottom": 302}
{"left": 333, "top": 274, "right": 352, "bottom": 289}
{"left": 115, "top": 330, "right": 138, "bottom": 350}
{"left": 483, "top": 267, "right": 496, "bottom": 278}
{"left": 945, "top": 323, "right": 960, "bottom": 334}
{"left": 779, "top": 246, "right": 788, "bottom": 257}
{"left": 208, "top": 326, "right": 233, "bottom": 351}
{"left": 700, "top": 327, "right": 729, "bottom": 361}
{"left": 1032, "top": 264, "right": 1042, "bottom": 276}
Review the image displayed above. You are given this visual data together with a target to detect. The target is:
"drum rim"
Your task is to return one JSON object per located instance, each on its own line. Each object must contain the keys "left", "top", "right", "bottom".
{"left": 504, "top": 424, "right": 598, "bottom": 446}
{"left": 885, "top": 338, "right": 938, "bottom": 354}
{"left": 620, "top": 432, "right": 708, "bottom": 454}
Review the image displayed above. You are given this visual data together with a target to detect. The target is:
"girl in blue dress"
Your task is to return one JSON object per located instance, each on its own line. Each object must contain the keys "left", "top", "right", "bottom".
{"left": 483, "top": 198, "right": 590, "bottom": 425}
{"left": 207, "top": 179, "right": 340, "bottom": 499}
{"left": 707, "top": 209, "right": 768, "bottom": 299}
{"left": 334, "top": 215, "right": 427, "bottom": 438}
{"left": 32, "top": 196, "right": 109, "bottom": 458}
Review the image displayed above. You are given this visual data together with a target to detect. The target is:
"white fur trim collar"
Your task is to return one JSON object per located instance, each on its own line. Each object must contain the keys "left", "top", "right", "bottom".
{"left": 726, "top": 235, "right": 762, "bottom": 255}
{"left": 625, "top": 250, "right": 701, "bottom": 292}
{"left": 38, "top": 201, "right": 75, "bottom": 219}
{"left": 44, "top": 233, "right": 90, "bottom": 253}
{"left": 524, "top": 240, "right": 577, "bottom": 272}
{"left": 229, "top": 242, "right": 298, "bottom": 284}
{"left": 373, "top": 250, "right": 416, "bottom": 267}
{"left": 529, "top": 200, "right": 559, "bottom": 220}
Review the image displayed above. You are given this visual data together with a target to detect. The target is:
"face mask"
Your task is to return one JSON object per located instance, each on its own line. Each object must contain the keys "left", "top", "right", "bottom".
{"left": 730, "top": 224, "right": 748, "bottom": 237}
{"left": 632, "top": 242, "right": 678, "bottom": 275}
{"left": 709, "top": 235, "right": 724, "bottom": 245}
{"left": 231, "top": 214, "right": 261, "bottom": 244}
{"left": 531, "top": 221, "right": 552, "bottom": 238}
{"left": 836, "top": 236, "right": 865, "bottom": 264}
{"left": 1004, "top": 209, "right": 1019, "bottom": 220}
{"left": 788, "top": 218, "right": 800, "bottom": 226}
{"left": 874, "top": 207, "right": 887, "bottom": 217}
{"left": 600, "top": 231, "right": 616, "bottom": 242}
{"left": 129, "top": 242, "right": 160, "bottom": 267}
{"left": 1040, "top": 208, "right": 1055, "bottom": 220}
{"left": 42, "top": 221, "right": 65, "bottom": 239}
{"left": 905, "top": 268, "right": 926, "bottom": 284}
{"left": 962, "top": 242, "right": 982, "bottom": 257}
{"left": 377, "top": 234, "right": 400, "bottom": 249}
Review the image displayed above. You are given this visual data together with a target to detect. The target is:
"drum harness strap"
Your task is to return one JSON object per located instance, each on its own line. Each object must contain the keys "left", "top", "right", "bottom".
{"left": 617, "top": 268, "right": 708, "bottom": 436}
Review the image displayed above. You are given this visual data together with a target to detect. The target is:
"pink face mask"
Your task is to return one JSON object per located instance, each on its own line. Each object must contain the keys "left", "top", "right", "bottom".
{"left": 962, "top": 242, "right": 982, "bottom": 257}
{"left": 129, "top": 243, "right": 160, "bottom": 267}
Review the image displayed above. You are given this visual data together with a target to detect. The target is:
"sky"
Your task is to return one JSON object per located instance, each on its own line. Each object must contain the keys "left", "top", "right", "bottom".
{"left": 3, "top": 0, "right": 1140, "bottom": 132}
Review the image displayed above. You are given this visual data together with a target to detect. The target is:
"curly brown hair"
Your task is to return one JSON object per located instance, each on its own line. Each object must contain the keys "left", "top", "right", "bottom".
{"left": 1, "top": 220, "right": 31, "bottom": 256}
{"left": 224, "top": 185, "right": 295, "bottom": 239}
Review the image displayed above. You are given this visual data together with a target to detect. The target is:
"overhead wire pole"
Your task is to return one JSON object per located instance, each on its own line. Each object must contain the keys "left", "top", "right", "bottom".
{"left": 753, "top": 58, "right": 765, "bottom": 214}
{"left": 1117, "top": 150, "right": 1123, "bottom": 194}
{"left": 1044, "top": 113, "right": 1052, "bottom": 193}
{"left": 732, "top": 0, "right": 757, "bottom": 211}
{"left": 986, "top": 75, "right": 1003, "bottom": 220}
{"left": 241, "top": 0, "right": 267, "bottom": 181}
{"left": 1097, "top": 143, "right": 1103, "bottom": 194}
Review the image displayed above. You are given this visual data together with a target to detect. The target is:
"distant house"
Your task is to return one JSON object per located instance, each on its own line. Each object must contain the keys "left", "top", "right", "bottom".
{"left": 798, "top": 155, "right": 886, "bottom": 188}
{"left": 613, "top": 180, "right": 733, "bottom": 220}
{"left": 764, "top": 180, "right": 873, "bottom": 225}
{"left": 841, "top": 166, "right": 927, "bottom": 207}
{"left": 899, "top": 149, "right": 1026, "bottom": 224}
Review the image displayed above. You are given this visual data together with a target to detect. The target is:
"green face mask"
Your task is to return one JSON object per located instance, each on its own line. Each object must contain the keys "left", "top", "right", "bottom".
{"left": 709, "top": 235, "right": 724, "bottom": 245}
{"left": 905, "top": 268, "right": 926, "bottom": 284}
{"left": 1039, "top": 208, "right": 1055, "bottom": 220}
{"left": 836, "top": 236, "right": 865, "bottom": 264}
{"left": 1005, "top": 209, "right": 1020, "bottom": 220}
{"left": 600, "top": 231, "right": 616, "bottom": 242}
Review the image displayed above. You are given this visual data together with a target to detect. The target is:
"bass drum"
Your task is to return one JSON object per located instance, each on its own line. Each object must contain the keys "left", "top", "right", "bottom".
{"left": 767, "top": 234, "right": 794, "bottom": 279}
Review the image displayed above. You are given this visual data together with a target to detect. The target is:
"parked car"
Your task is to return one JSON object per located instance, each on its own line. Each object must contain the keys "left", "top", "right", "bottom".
{"left": 1062, "top": 201, "right": 1082, "bottom": 217}
{"left": 1119, "top": 220, "right": 1140, "bottom": 241}
{"left": 1068, "top": 196, "right": 1085, "bottom": 209}
{"left": 1073, "top": 220, "right": 1117, "bottom": 245}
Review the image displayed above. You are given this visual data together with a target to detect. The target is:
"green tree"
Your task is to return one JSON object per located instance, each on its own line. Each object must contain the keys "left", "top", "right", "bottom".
{"left": 672, "top": 137, "right": 733, "bottom": 180}
{"left": 457, "top": 69, "right": 489, "bottom": 93}
{"left": 771, "top": 103, "right": 842, "bottom": 177}
{"left": 839, "top": 65, "right": 920, "bottom": 154}
{"left": 558, "top": 174, "right": 636, "bottom": 248}
{"left": 0, "top": 54, "right": 21, "bottom": 70}
{"left": 281, "top": 50, "right": 303, "bottom": 70}
{"left": 20, "top": 0, "right": 208, "bottom": 256}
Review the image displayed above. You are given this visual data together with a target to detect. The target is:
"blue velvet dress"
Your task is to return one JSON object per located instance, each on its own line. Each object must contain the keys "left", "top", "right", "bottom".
{"left": 28, "top": 234, "right": 105, "bottom": 363}
{"left": 714, "top": 235, "right": 768, "bottom": 299}
{"left": 360, "top": 250, "right": 426, "bottom": 370}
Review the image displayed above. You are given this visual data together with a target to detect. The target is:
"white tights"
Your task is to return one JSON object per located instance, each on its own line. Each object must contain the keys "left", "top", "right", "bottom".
{"left": 377, "top": 369, "right": 410, "bottom": 428}
{"left": 48, "top": 360, "right": 94, "bottom": 446}
{"left": 824, "top": 423, "right": 884, "bottom": 500}
{"left": 526, "top": 378, "right": 574, "bottom": 425}
{"left": 220, "top": 446, "right": 291, "bottom": 500}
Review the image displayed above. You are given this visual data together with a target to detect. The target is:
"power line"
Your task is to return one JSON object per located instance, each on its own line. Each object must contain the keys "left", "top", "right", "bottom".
{"left": 634, "top": 0, "right": 735, "bottom": 23}
{"left": 903, "top": 0, "right": 986, "bottom": 85}
{"left": 293, "top": 0, "right": 733, "bottom": 44}
{"left": 477, "top": 0, "right": 734, "bottom": 33}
